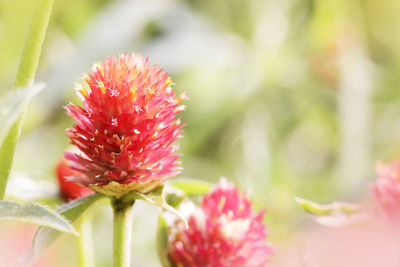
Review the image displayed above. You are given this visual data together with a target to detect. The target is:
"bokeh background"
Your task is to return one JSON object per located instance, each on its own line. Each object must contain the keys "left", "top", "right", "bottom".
{"left": 1, "top": 0, "right": 400, "bottom": 266}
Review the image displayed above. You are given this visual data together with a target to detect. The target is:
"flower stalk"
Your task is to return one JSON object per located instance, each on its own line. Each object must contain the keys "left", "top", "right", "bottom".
{"left": 112, "top": 198, "right": 135, "bottom": 267}
{"left": 76, "top": 213, "right": 95, "bottom": 267}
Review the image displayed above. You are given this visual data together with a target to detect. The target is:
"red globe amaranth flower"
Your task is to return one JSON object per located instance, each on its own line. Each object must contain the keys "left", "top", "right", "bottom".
{"left": 56, "top": 158, "right": 94, "bottom": 202}
{"left": 65, "top": 53, "right": 185, "bottom": 197}
{"left": 372, "top": 160, "right": 400, "bottom": 223}
{"left": 168, "top": 179, "right": 272, "bottom": 267}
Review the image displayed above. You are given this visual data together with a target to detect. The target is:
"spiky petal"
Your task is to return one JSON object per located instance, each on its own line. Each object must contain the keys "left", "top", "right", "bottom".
{"left": 168, "top": 179, "right": 272, "bottom": 267}
{"left": 65, "top": 53, "right": 185, "bottom": 197}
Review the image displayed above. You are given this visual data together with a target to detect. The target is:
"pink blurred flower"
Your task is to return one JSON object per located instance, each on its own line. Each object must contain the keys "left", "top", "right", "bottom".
{"left": 65, "top": 53, "right": 185, "bottom": 197}
{"left": 168, "top": 179, "right": 272, "bottom": 267}
{"left": 372, "top": 160, "right": 400, "bottom": 223}
{"left": 271, "top": 220, "right": 400, "bottom": 267}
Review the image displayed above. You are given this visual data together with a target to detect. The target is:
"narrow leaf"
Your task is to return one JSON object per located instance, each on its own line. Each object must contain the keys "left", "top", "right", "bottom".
{"left": 18, "top": 193, "right": 105, "bottom": 265}
{"left": 0, "top": 84, "right": 43, "bottom": 145}
{"left": 2, "top": 0, "right": 54, "bottom": 201}
{"left": 295, "top": 197, "right": 335, "bottom": 216}
{"left": 123, "top": 185, "right": 188, "bottom": 228}
{"left": 295, "top": 197, "right": 358, "bottom": 216}
{"left": 0, "top": 83, "right": 44, "bottom": 199}
{"left": 14, "top": 0, "right": 54, "bottom": 88}
{"left": 295, "top": 197, "right": 361, "bottom": 227}
{"left": 0, "top": 200, "right": 75, "bottom": 234}
{"left": 169, "top": 178, "right": 212, "bottom": 196}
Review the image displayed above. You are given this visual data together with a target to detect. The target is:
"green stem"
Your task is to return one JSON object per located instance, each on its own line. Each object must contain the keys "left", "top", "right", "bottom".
{"left": 112, "top": 199, "right": 135, "bottom": 267}
{"left": 76, "top": 213, "right": 95, "bottom": 267}
{"left": 0, "top": 0, "right": 53, "bottom": 200}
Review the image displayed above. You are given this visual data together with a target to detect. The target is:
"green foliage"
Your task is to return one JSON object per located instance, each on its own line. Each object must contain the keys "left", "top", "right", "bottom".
{"left": 22, "top": 194, "right": 105, "bottom": 265}
{"left": 295, "top": 197, "right": 361, "bottom": 228}
{"left": 0, "top": 84, "right": 44, "bottom": 199}
{"left": 14, "top": 0, "right": 54, "bottom": 88}
{"left": 0, "top": 84, "right": 44, "bottom": 147}
{"left": 0, "top": 0, "right": 54, "bottom": 200}
{"left": 0, "top": 200, "right": 75, "bottom": 233}
{"left": 295, "top": 197, "right": 358, "bottom": 216}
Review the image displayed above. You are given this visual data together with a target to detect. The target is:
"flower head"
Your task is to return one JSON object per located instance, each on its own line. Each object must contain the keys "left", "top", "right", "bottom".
{"left": 56, "top": 158, "right": 94, "bottom": 202}
{"left": 168, "top": 179, "right": 272, "bottom": 267}
{"left": 65, "top": 53, "right": 185, "bottom": 197}
{"left": 372, "top": 160, "right": 400, "bottom": 223}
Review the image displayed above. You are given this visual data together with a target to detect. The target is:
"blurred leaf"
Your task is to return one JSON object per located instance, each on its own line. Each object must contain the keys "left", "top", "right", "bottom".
{"left": 0, "top": 83, "right": 44, "bottom": 199}
{"left": 14, "top": 0, "right": 54, "bottom": 88}
{"left": 295, "top": 197, "right": 334, "bottom": 215}
{"left": 0, "top": 84, "right": 44, "bottom": 146}
{"left": 169, "top": 178, "right": 212, "bottom": 196}
{"left": 6, "top": 171, "right": 58, "bottom": 202}
{"left": 123, "top": 185, "right": 188, "bottom": 228}
{"left": 156, "top": 215, "right": 172, "bottom": 267}
{"left": 0, "top": 200, "right": 75, "bottom": 234}
{"left": 164, "top": 185, "right": 186, "bottom": 208}
{"left": 163, "top": 179, "right": 213, "bottom": 208}
{"left": 295, "top": 197, "right": 362, "bottom": 227}
{"left": 19, "top": 193, "right": 105, "bottom": 265}
{"left": 1, "top": 0, "right": 53, "bottom": 200}
{"left": 295, "top": 197, "right": 358, "bottom": 215}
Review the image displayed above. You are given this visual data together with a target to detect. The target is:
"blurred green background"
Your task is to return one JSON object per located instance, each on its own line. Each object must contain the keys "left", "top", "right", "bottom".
{"left": 2, "top": 0, "right": 400, "bottom": 266}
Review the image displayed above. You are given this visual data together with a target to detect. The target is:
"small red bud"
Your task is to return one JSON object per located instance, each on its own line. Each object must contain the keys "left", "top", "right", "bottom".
{"left": 56, "top": 158, "right": 94, "bottom": 202}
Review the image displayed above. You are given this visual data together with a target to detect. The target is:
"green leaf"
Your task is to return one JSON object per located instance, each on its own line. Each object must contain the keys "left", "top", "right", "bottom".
{"left": 295, "top": 197, "right": 334, "bottom": 215}
{"left": 156, "top": 215, "right": 172, "bottom": 267}
{"left": 0, "top": 83, "right": 44, "bottom": 199}
{"left": 19, "top": 193, "right": 105, "bottom": 265}
{"left": 0, "top": 200, "right": 75, "bottom": 234}
{"left": 123, "top": 185, "right": 188, "bottom": 228}
{"left": 0, "top": 84, "right": 44, "bottom": 145}
{"left": 14, "top": 0, "right": 54, "bottom": 88}
{"left": 295, "top": 197, "right": 361, "bottom": 227}
{"left": 295, "top": 197, "right": 358, "bottom": 216}
{"left": 1, "top": 0, "right": 54, "bottom": 200}
{"left": 169, "top": 178, "right": 212, "bottom": 196}
{"left": 164, "top": 185, "right": 186, "bottom": 208}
